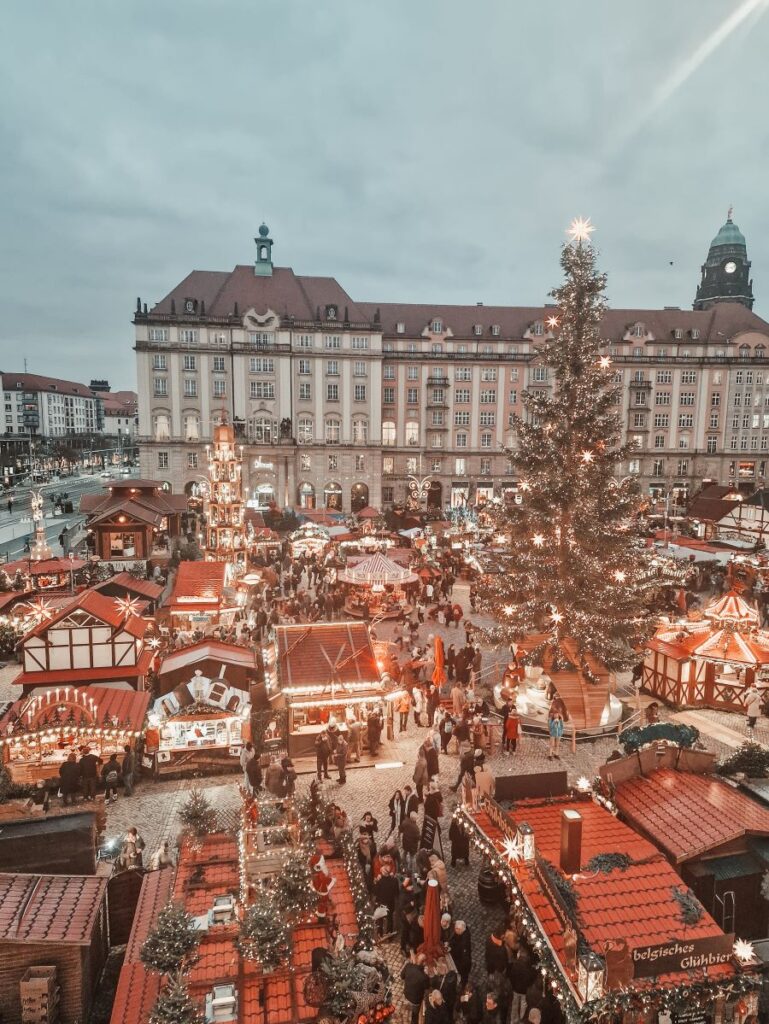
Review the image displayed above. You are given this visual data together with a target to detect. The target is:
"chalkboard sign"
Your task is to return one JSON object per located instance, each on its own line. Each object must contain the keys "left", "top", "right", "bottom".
{"left": 420, "top": 815, "right": 443, "bottom": 858}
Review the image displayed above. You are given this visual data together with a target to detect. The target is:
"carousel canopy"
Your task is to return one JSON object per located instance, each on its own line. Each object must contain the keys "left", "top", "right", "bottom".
{"left": 704, "top": 589, "right": 759, "bottom": 626}
{"left": 651, "top": 619, "right": 769, "bottom": 667}
{"left": 338, "top": 552, "right": 418, "bottom": 586}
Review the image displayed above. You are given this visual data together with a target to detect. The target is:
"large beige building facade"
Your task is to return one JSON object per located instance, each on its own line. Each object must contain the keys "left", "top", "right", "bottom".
{"left": 135, "top": 220, "right": 769, "bottom": 511}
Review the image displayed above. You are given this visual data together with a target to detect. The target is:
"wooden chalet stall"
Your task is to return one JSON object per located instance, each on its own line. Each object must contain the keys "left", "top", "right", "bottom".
{"left": 0, "top": 873, "right": 108, "bottom": 1024}
{"left": 338, "top": 552, "right": 419, "bottom": 620}
{"left": 643, "top": 590, "right": 769, "bottom": 710}
{"left": 144, "top": 670, "right": 251, "bottom": 776}
{"left": 15, "top": 589, "right": 154, "bottom": 695}
{"left": 166, "top": 560, "right": 234, "bottom": 632}
{"left": 155, "top": 640, "right": 258, "bottom": 695}
{"left": 3, "top": 557, "right": 86, "bottom": 594}
{"left": 91, "top": 572, "right": 165, "bottom": 615}
{"left": 455, "top": 791, "right": 759, "bottom": 1024}
{"left": 80, "top": 478, "right": 186, "bottom": 565}
{"left": 0, "top": 685, "right": 149, "bottom": 786}
{"left": 266, "top": 621, "right": 403, "bottom": 758}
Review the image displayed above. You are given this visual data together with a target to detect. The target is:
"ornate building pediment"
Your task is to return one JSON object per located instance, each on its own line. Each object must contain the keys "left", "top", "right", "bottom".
{"left": 243, "top": 308, "right": 279, "bottom": 329}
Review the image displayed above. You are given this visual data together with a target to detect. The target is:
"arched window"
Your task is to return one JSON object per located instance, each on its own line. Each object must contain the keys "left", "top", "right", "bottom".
{"left": 297, "top": 417, "right": 313, "bottom": 444}
{"left": 325, "top": 419, "right": 340, "bottom": 445}
{"left": 756, "top": 345, "right": 766, "bottom": 360}
{"left": 154, "top": 413, "right": 170, "bottom": 441}
{"left": 382, "top": 421, "right": 396, "bottom": 446}
{"left": 405, "top": 421, "right": 419, "bottom": 446}
{"left": 249, "top": 416, "right": 273, "bottom": 444}
{"left": 352, "top": 418, "right": 368, "bottom": 444}
{"left": 183, "top": 413, "right": 199, "bottom": 441}
{"left": 740, "top": 344, "right": 751, "bottom": 359}
{"left": 324, "top": 481, "right": 342, "bottom": 510}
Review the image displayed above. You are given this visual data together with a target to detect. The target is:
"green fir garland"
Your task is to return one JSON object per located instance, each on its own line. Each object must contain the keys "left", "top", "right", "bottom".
{"left": 671, "top": 885, "right": 703, "bottom": 926}
{"left": 585, "top": 853, "right": 632, "bottom": 874}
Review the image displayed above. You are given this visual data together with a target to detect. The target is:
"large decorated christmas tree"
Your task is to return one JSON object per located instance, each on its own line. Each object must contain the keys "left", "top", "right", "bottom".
{"left": 483, "top": 219, "right": 673, "bottom": 672}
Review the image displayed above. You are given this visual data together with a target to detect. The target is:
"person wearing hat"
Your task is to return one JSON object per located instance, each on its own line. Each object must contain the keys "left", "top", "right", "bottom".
{"left": 310, "top": 852, "right": 336, "bottom": 920}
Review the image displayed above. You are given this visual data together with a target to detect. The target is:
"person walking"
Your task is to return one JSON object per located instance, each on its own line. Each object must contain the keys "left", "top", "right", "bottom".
{"left": 101, "top": 753, "right": 121, "bottom": 803}
{"left": 398, "top": 690, "right": 411, "bottom": 733}
{"left": 504, "top": 709, "right": 520, "bottom": 755}
{"left": 79, "top": 746, "right": 99, "bottom": 802}
{"left": 450, "top": 747, "right": 477, "bottom": 793}
{"left": 745, "top": 683, "right": 763, "bottom": 737}
{"left": 59, "top": 752, "right": 80, "bottom": 806}
{"left": 335, "top": 734, "right": 348, "bottom": 784}
{"left": 548, "top": 710, "right": 564, "bottom": 760}
{"left": 413, "top": 748, "right": 429, "bottom": 802}
{"left": 121, "top": 744, "right": 136, "bottom": 797}
{"left": 315, "top": 730, "right": 331, "bottom": 780}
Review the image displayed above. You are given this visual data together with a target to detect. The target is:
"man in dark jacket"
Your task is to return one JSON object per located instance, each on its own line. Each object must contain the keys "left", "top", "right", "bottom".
{"left": 449, "top": 919, "right": 472, "bottom": 986}
{"left": 373, "top": 862, "right": 400, "bottom": 935}
{"left": 509, "top": 951, "right": 535, "bottom": 1023}
{"left": 246, "top": 755, "right": 263, "bottom": 794}
{"left": 335, "top": 735, "right": 348, "bottom": 785}
{"left": 484, "top": 927, "right": 508, "bottom": 975}
{"left": 59, "top": 752, "right": 80, "bottom": 805}
{"left": 403, "top": 784, "right": 420, "bottom": 818}
{"left": 122, "top": 745, "right": 135, "bottom": 797}
{"left": 402, "top": 953, "right": 429, "bottom": 1024}
{"left": 79, "top": 747, "right": 99, "bottom": 801}
{"left": 424, "top": 739, "right": 439, "bottom": 781}
{"left": 399, "top": 811, "right": 421, "bottom": 871}
{"left": 315, "top": 730, "right": 331, "bottom": 780}
{"left": 450, "top": 747, "right": 476, "bottom": 793}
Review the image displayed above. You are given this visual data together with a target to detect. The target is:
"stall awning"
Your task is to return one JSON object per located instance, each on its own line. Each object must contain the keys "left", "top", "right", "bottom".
{"left": 0, "top": 684, "right": 150, "bottom": 739}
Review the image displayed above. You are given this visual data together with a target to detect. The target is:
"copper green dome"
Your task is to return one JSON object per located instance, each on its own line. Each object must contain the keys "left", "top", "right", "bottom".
{"left": 258, "top": 223, "right": 270, "bottom": 238}
{"left": 710, "top": 215, "right": 746, "bottom": 249}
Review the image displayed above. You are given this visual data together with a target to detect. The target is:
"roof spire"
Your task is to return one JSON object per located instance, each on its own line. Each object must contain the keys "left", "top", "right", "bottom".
{"left": 727, "top": 204, "right": 734, "bottom": 221}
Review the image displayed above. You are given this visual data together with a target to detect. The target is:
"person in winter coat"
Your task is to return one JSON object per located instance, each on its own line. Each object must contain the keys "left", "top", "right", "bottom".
{"left": 401, "top": 953, "right": 429, "bottom": 1024}
{"left": 388, "top": 788, "right": 406, "bottom": 834}
{"left": 403, "top": 784, "right": 420, "bottom": 818}
{"left": 450, "top": 748, "right": 477, "bottom": 793}
{"left": 399, "top": 811, "right": 421, "bottom": 870}
{"left": 425, "top": 989, "right": 451, "bottom": 1024}
{"left": 264, "top": 758, "right": 285, "bottom": 796}
{"left": 398, "top": 691, "right": 412, "bottom": 732}
{"left": 423, "top": 784, "right": 444, "bottom": 823}
{"left": 347, "top": 718, "right": 363, "bottom": 761}
{"left": 504, "top": 710, "right": 520, "bottom": 754}
{"left": 509, "top": 950, "right": 535, "bottom": 1023}
{"left": 449, "top": 815, "right": 471, "bottom": 868}
{"left": 246, "top": 755, "right": 262, "bottom": 794}
{"left": 59, "top": 752, "right": 80, "bottom": 805}
{"left": 367, "top": 710, "right": 383, "bottom": 755}
{"left": 457, "top": 980, "right": 484, "bottom": 1024}
{"left": 101, "top": 754, "right": 121, "bottom": 803}
{"left": 439, "top": 712, "right": 455, "bottom": 754}
{"left": 449, "top": 920, "right": 472, "bottom": 985}
{"left": 373, "top": 862, "right": 400, "bottom": 935}
{"left": 447, "top": 644, "right": 457, "bottom": 681}
{"left": 485, "top": 927, "right": 508, "bottom": 975}
{"left": 423, "top": 738, "right": 440, "bottom": 781}
{"left": 281, "top": 756, "right": 297, "bottom": 797}
{"left": 315, "top": 731, "right": 331, "bottom": 780}
{"left": 745, "top": 684, "right": 763, "bottom": 735}
{"left": 427, "top": 685, "right": 441, "bottom": 726}
{"left": 412, "top": 685, "right": 425, "bottom": 726}
{"left": 335, "top": 735, "right": 348, "bottom": 784}
{"left": 413, "top": 749, "right": 429, "bottom": 802}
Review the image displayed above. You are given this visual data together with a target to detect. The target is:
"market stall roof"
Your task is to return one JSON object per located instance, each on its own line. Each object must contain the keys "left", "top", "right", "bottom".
{"left": 157, "top": 640, "right": 256, "bottom": 676}
{"left": 23, "top": 588, "right": 148, "bottom": 641}
{"left": 649, "top": 618, "right": 769, "bottom": 667}
{"left": 169, "top": 560, "right": 227, "bottom": 610}
{"left": 704, "top": 589, "right": 759, "bottom": 625}
{"left": 93, "top": 572, "right": 164, "bottom": 603}
{"left": 615, "top": 768, "right": 769, "bottom": 864}
{"left": 0, "top": 873, "right": 107, "bottom": 944}
{"left": 354, "top": 505, "right": 380, "bottom": 519}
{"left": 338, "top": 551, "right": 418, "bottom": 586}
{"left": 464, "top": 797, "right": 736, "bottom": 993}
{"left": 88, "top": 500, "right": 164, "bottom": 528}
{"left": 3, "top": 555, "right": 87, "bottom": 577}
{"left": 0, "top": 685, "right": 150, "bottom": 736}
{"left": 274, "top": 621, "right": 381, "bottom": 689}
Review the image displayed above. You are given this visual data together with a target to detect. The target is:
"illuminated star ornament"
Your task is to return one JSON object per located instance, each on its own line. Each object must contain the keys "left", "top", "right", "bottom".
{"left": 581, "top": 450, "right": 594, "bottom": 464}
{"left": 733, "top": 939, "right": 755, "bottom": 964}
{"left": 545, "top": 315, "right": 560, "bottom": 330}
{"left": 30, "top": 598, "right": 52, "bottom": 621}
{"left": 532, "top": 533, "right": 545, "bottom": 547}
{"left": 613, "top": 570, "right": 627, "bottom": 583}
{"left": 502, "top": 836, "right": 522, "bottom": 863}
{"left": 503, "top": 605, "right": 515, "bottom": 617}
{"left": 115, "top": 596, "right": 141, "bottom": 619}
{"left": 567, "top": 216, "right": 596, "bottom": 244}
{"left": 599, "top": 355, "right": 612, "bottom": 369}
{"left": 550, "top": 609, "right": 563, "bottom": 625}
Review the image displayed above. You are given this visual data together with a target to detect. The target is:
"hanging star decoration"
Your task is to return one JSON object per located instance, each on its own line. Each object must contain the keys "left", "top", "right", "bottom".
{"left": 613, "top": 570, "right": 626, "bottom": 583}
{"left": 733, "top": 939, "right": 755, "bottom": 964}
{"left": 533, "top": 533, "right": 545, "bottom": 547}
{"left": 545, "top": 315, "right": 560, "bottom": 330}
{"left": 115, "top": 596, "right": 141, "bottom": 619}
{"left": 599, "top": 355, "right": 612, "bottom": 369}
{"left": 550, "top": 609, "right": 563, "bottom": 624}
{"left": 502, "top": 835, "right": 523, "bottom": 863}
{"left": 580, "top": 450, "right": 594, "bottom": 464}
{"left": 147, "top": 636, "right": 162, "bottom": 649}
{"left": 30, "top": 598, "right": 52, "bottom": 621}
{"left": 567, "top": 216, "right": 595, "bottom": 244}
{"left": 503, "top": 605, "right": 515, "bottom": 617}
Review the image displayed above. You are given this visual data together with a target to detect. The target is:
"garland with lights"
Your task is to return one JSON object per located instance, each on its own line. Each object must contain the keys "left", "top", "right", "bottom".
{"left": 274, "top": 849, "right": 316, "bottom": 921}
{"left": 140, "top": 902, "right": 200, "bottom": 974}
{"left": 451, "top": 803, "right": 758, "bottom": 1023}
{"left": 585, "top": 853, "right": 631, "bottom": 874}
{"left": 479, "top": 219, "right": 683, "bottom": 672}
{"left": 339, "top": 829, "right": 377, "bottom": 952}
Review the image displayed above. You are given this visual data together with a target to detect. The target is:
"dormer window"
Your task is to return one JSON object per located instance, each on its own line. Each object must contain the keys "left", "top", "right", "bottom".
{"left": 673, "top": 328, "right": 683, "bottom": 340}
{"left": 210, "top": 895, "right": 236, "bottom": 924}
{"left": 491, "top": 325, "right": 500, "bottom": 336}
{"left": 325, "top": 305, "right": 338, "bottom": 321}
{"left": 184, "top": 298, "right": 196, "bottom": 314}
{"left": 533, "top": 322, "right": 544, "bottom": 336}
{"left": 431, "top": 319, "right": 442, "bottom": 333}
{"left": 396, "top": 322, "right": 406, "bottom": 334}
{"left": 691, "top": 328, "right": 700, "bottom": 340}
{"left": 473, "top": 324, "right": 483, "bottom": 336}
{"left": 632, "top": 324, "right": 644, "bottom": 338}
{"left": 207, "top": 984, "right": 237, "bottom": 1022}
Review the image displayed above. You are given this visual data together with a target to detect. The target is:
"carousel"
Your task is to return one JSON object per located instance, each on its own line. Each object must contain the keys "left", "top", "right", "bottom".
{"left": 0, "top": 685, "right": 149, "bottom": 785}
{"left": 643, "top": 588, "right": 769, "bottom": 711}
{"left": 144, "top": 668, "right": 251, "bottom": 776}
{"left": 289, "top": 522, "right": 330, "bottom": 558}
{"left": 338, "top": 552, "right": 419, "bottom": 619}
{"left": 493, "top": 636, "right": 623, "bottom": 740}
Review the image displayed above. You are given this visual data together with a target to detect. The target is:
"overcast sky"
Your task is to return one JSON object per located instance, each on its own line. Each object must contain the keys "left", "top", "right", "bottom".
{"left": 1, "top": 0, "right": 767, "bottom": 388}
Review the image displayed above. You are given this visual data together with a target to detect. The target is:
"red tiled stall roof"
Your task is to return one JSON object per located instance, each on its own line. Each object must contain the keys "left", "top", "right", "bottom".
{"left": 125, "top": 866, "right": 175, "bottom": 963}
{"left": 110, "top": 962, "right": 162, "bottom": 1024}
{"left": 0, "top": 684, "right": 150, "bottom": 735}
{"left": 24, "top": 587, "right": 148, "bottom": 640}
{"left": 4, "top": 556, "right": 86, "bottom": 577}
{"left": 157, "top": 639, "right": 256, "bottom": 677}
{"left": 93, "top": 572, "right": 165, "bottom": 602}
{"left": 468, "top": 797, "right": 737, "bottom": 992}
{"left": 170, "top": 561, "right": 228, "bottom": 608}
{"left": 274, "top": 621, "right": 381, "bottom": 690}
{"left": 615, "top": 768, "right": 769, "bottom": 863}
{"left": 0, "top": 873, "right": 106, "bottom": 944}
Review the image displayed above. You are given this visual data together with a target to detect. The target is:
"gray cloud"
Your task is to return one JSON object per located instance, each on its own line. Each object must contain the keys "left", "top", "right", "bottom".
{"left": 1, "top": 0, "right": 767, "bottom": 386}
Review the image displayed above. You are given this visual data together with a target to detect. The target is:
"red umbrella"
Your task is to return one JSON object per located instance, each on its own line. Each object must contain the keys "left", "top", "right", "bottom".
{"left": 418, "top": 878, "right": 444, "bottom": 964}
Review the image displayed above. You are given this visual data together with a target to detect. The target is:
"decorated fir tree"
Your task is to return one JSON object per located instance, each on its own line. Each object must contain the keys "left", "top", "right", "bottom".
{"left": 483, "top": 219, "right": 676, "bottom": 672}
{"left": 149, "top": 972, "right": 205, "bottom": 1024}
{"left": 140, "top": 901, "right": 200, "bottom": 974}
{"left": 239, "top": 895, "right": 290, "bottom": 970}
{"left": 274, "top": 851, "right": 315, "bottom": 920}
{"left": 178, "top": 787, "right": 218, "bottom": 837}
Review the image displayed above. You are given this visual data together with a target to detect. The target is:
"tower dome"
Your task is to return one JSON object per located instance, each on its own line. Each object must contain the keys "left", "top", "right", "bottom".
{"left": 693, "top": 208, "right": 754, "bottom": 311}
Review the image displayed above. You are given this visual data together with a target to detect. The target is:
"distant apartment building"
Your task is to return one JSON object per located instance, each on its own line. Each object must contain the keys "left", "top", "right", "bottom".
{"left": 1, "top": 372, "right": 104, "bottom": 438}
{"left": 101, "top": 391, "right": 138, "bottom": 439}
{"left": 134, "top": 217, "right": 769, "bottom": 510}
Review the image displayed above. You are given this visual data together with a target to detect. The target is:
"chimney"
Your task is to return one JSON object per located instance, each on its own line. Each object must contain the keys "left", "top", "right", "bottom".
{"left": 560, "top": 809, "right": 582, "bottom": 875}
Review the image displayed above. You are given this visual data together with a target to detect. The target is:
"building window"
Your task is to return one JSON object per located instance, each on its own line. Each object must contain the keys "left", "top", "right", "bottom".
{"left": 152, "top": 355, "right": 167, "bottom": 370}
{"left": 250, "top": 357, "right": 274, "bottom": 373}
{"left": 249, "top": 331, "right": 274, "bottom": 347}
{"left": 383, "top": 387, "right": 395, "bottom": 404}
{"left": 652, "top": 460, "right": 664, "bottom": 477}
{"left": 655, "top": 392, "right": 671, "bottom": 406}
{"left": 533, "top": 322, "right": 544, "bottom": 336}
{"left": 532, "top": 367, "right": 548, "bottom": 383}
{"left": 633, "top": 413, "right": 646, "bottom": 428}
{"left": 300, "top": 454, "right": 311, "bottom": 472}
{"left": 679, "top": 436, "right": 690, "bottom": 449}
{"left": 352, "top": 419, "right": 368, "bottom": 444}
{"left": 250, "top": 382, "right": 275, "bottom": 399}
{"left": 149, "top": 327, "right": 169, "bottom": 342}
{"left": 431, "top": 458, "right": 442, "bottom": 472}
{"left": 352, "top": 336, "right": 369, "bottom": 350}
{"left": 382, "top": 485, "right": 394, "bottom": 502}
{"left": 184, "top": 413, "right": 199, "bottom": 440}
{"left": 213, "top": 356, "right": 226, "bottom": 372}
{"left": 480, "top": 457, "right": 491, "bottom": 474}
{"left": 455, "top": 389, "right": 470, "bottom": 403}
{"left": 706, "top": 437, "right": 717, "bottom": 454}
{"left": 655, "top": 435, "right": 665, "bottom": 449}
{"left": 382, "top": 421, "right": 396, "bottom": 446}
{"left": 480, "top": 390, "right": 497, "bottom": 403}
{"left": 157, "top": 451, "right": 169, "bottom": 469}
{"left": 455, "top": 458, "right": 466, "bottom": 475}
{"left": 405, "top": 421, "right": 419, "bottom": 446}
{"left": 354, "top": 385, "right": 367, "bottom": 402}
{"left": 508, "top": 390, "right": 517, "bottom": 405}
{"left": 681, "top": 370, "right": 697, "bottom": 384}
{"left": 481, "top": 368, "right": 498, "bottom": 382}
{"left": 492, "top": 325, "right": 500, "bottom": 337}
{"left": 327, "top": 384, "right": 339, "bottom": 402}
{"left": 154, "top": 414, "right": 171, "bottom": 440}
{"left": 383, "top": 365, "right": 395, "bottom": 380}
{"left": 187, "top": 452, "right": 198, "bottom": 469}
{"left": 325, "top": 419, "right": 340, "bottom": 444}
{"left": 677, "top": 459, "right": 689, "bottom": 475}
{"left": 179, "top": 329, "right": 198, "bottom": 345}
{"left": 406, "top": 388, "right": 418, "bottom": 405}
{"left": 454, "top": 411, "right": 470, "bottom": 426}
{"left": 431, "top": 411, "right": 444, "bottom": 425}
{"left": 326, "top": 360, "right": 339, "bottom": 375}
{"left": 355, "top": 454, "right": 365, "bottom": 471}
{"left": 678, "top": 413, "right": 693, "bottom": 428}
{"left": 431, "top": 319, "right": 442, "bottom": 333}
{"left": 479, "top": 411, "right": 496, "bottom": 426}
{"left": 709, "top": 412, "right": 719, "bottom": 429}
{"left": 299, "top": 382, "right": 311, "bottom": 401}
{"left": 455, "top": 432, "right": 468, "bottom": 448}
{"left": 213, "top": 379, "right": 226, "bottom": 398}
{"left": 383, "top": 457, "right": 394, "bottom": 474}
{"left": 183, "top": 354, "right": 197, "bottom": 371}
{"left": 153, "top": 377, "right": 168, "bottom": 397}
{"left": 396, "top": 322, "right": 406, "bottom": 334}
{"left": 656, "top": 370, "right": 672, "bottom": 384}
{"left": 480, "top": 433, "right": 492, "bottom": 448}
{"left": 455, "top": 367, "right": 472, "bottom": 382}
{"left": 296, "top": 334, "right": 313, "bottom": 349}
{"left": 298, "top": 417, "right": 313, "bottom": 444}
{"left": 679, "top": 392, "right": 695, "bottom": 406}
{"left": 353, "top": 361, "right": 367, "bottom": 377}
{"left": 298, "top": 359, "right": 311, "bottom": 375}
{"left": 328, "top": 453, "right": 338, "bottom": 471}
{"left": 406, "top": 366, "right": 419, "bottom": 381}
{"left": 183, "top": 379, "right": 198, "bottom": 398}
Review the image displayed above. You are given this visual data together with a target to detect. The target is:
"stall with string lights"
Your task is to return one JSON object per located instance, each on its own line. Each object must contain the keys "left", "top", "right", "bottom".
{"left": 453, "top": 791, "right": 759, "bottom": 1024}
{"left": 0, "top": 685, "right": 149, "bottom": 785}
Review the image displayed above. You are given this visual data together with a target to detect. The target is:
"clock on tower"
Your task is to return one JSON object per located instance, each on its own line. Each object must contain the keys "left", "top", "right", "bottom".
{"left": 693, "top": 208, "right": 754, "bottom": 311}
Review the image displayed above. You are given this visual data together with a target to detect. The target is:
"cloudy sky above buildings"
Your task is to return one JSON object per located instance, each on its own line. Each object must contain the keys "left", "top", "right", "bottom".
{"left": 1, "top": 0, "right": 767, "bottom": 387}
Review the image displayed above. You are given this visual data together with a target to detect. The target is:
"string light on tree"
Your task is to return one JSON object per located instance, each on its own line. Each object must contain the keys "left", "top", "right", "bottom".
{"left": 533, "top": 534, "right": 545, "bottom": 547}
{"left": 580, "top": 451, "right": 594, "bottom": 464}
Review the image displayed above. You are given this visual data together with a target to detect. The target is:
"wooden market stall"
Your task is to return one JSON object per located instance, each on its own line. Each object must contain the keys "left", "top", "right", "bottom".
{"left": 338, "top": 551, "right": 419, "bottom": 619}
{"left": 155, "top": 639, "right": 258, "bottom": 695}
{"left": 643, "top": 589, "right": 769, "bottom": 710}
{"left": 288, "top": 522, "right": 330, "bottom": 558}
{"left": 0, "top": 685, "right": 149, "bottom": 786}
{"left": 166, "top": 560, "right": 237, "bottom": 631}
{"left": 144, "top": 669, "right": 250, "bottom": 776}
{"left": 266, "top": 621, "right": 404, "bottom": 758}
